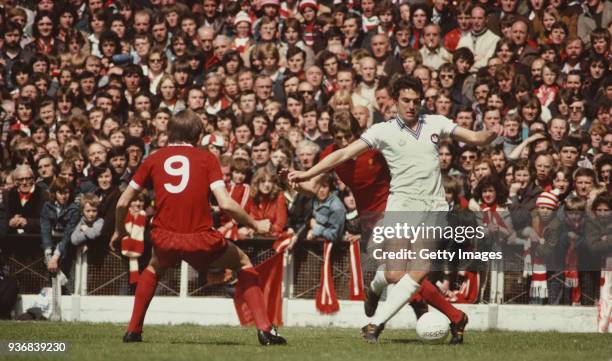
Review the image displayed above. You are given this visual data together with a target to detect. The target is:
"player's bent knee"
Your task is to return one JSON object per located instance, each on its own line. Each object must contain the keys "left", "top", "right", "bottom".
{"left": 210, "top": 243, "right": 252, "bottom": 271}
{"left": 146, "top": 257, "right": 166, "bottom": 277}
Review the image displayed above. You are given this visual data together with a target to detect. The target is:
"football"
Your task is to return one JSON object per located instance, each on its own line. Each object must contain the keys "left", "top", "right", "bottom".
{"left": 416, "top": 312, "right": 451, "bottom": 342}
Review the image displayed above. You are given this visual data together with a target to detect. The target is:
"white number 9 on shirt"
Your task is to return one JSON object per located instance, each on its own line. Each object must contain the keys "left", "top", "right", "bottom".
{"left": 163, "top": 155, "right": 190, "bottom": 193}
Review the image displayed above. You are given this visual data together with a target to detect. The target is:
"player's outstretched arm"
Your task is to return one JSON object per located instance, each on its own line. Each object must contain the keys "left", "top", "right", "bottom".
{"left": 111, "top": 185, "right": 142, "bottom": 250}
{"left": 288, "top": 140, "right": 368, "bottom": 183}
{"left": 279, "top": 168, "right": 322, "bottom": 197}
{"left": 212, "top": 186, "right": 270, "bottom": 234}
{"left": 452, "top": 126, "right": 499, "bottom": 147}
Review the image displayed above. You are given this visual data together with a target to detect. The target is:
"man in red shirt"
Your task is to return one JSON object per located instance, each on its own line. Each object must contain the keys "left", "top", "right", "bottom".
{"left": 284, "top": 111, "right": 467, "bottom": 344}
{"left": 112, "top": 110, "right": 286, "bottom": 345}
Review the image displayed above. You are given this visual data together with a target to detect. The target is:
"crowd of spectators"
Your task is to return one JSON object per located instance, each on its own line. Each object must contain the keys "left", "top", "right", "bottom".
{"left": 0, "top": 0, "right": 610, "bottom": 304}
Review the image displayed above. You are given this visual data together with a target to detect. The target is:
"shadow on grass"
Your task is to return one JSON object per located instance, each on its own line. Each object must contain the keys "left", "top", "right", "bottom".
{"left": 384, "top": 338, "right": 425, "bottom": 344}
{"left": 167, "top": 340, "right": 245, "bottom": 346}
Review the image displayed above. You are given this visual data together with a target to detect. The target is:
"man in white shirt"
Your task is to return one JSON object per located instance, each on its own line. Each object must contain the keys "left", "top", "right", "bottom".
{"left": 457, "top": 4, "right": 500, "bottom": 72}
{"left": 289, "top": 75, "right": 499, "bottom": 343}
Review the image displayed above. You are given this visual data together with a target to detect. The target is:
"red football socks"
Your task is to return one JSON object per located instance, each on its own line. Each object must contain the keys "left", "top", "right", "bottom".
{"left": 237, "top": 267, "right": 272, "bottom": 332}
{"left": 419, "top": 278, "right": 464, "bottom": 324}
{"left": 127, "top": 268, "right": 158, "bottom": 334}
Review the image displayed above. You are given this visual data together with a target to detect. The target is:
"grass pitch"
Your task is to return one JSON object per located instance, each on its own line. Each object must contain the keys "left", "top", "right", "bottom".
{"left": 1, "top": 322, "right": 610, "bottom": 361}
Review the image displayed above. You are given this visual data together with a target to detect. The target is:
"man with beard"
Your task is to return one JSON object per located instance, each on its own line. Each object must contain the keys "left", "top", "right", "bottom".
{"left": 1, "top": 22, "right": 33, "bottom": 90}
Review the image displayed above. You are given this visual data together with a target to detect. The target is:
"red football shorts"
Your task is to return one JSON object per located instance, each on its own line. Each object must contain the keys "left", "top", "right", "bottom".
{"left": 151, "top": 227, "right": 228, "bottom": 272}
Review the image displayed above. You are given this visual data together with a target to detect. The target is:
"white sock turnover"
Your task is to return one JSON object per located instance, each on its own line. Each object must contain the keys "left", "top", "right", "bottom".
{"left": 371, "top": 274, "right": 420, "bottom": 326}
{"left": 369, "top": 264, "right": 388, "bottom": 295}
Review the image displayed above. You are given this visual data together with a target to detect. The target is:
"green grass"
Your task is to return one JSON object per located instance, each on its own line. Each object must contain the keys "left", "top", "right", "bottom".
{"left": 0, "top": 322, "right": 610, "bottom": 361}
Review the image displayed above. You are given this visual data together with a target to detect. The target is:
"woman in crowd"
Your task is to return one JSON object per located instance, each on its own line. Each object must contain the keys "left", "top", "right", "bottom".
{"left": 241, "top": 167, "right": 287, "bottom": 239}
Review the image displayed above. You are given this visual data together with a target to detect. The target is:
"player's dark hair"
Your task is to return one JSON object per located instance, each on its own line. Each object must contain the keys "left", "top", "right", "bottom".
{"left": 168, "top": 109, "right": 203, "bottom": 145}
{"left": 391, "top": 75, "right": 423, "bottom": 100}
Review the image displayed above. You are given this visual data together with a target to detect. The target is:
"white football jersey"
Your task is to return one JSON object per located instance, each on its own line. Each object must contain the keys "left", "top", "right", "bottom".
{"left": 360, "top": 114, "right": 456, "bottom": 211}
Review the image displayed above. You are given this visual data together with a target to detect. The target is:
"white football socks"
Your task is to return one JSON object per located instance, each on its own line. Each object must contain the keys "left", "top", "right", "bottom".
{"left": 371, "top": 274, "right": 420, "bottom": 326}
{"left": 369, "top": 265, "right": 388, "bottom": 295}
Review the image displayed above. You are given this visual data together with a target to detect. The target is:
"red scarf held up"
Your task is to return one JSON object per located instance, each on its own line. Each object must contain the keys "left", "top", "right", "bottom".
{"left": 479, "top": 203, "right": 508, "bottom": 231}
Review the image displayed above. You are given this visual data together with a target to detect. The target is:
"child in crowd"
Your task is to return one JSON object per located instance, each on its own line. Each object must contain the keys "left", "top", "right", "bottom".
{"left": 553, "top": 197, "right": 587, "bottom": 305}
{"left": 40, "top": 178, "right": 80, "bottom": 274}
{"left": 70, "top": 192, "right": 104, "bottom": 248}
{"left": 218, "top": 158, "right": 251, "bottom": 239}
{"left": 524, "top": 190, "right": 560, "bottom": 304}
{"left": 534, "top": 62, "right": 560, "bottom": 108}
{"left": 341, "top": 189, "right": 360, "bottom": 242}
{"left": 307, "top": 174, "right": 345, "bottom": 242}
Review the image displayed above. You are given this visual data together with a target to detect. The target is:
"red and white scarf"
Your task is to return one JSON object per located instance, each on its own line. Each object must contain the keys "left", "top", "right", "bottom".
{"left": 526, "top": 220, "right": 548, "bottom": 300}
{"left": 316, "top": 241, "right": 339, "bottom": 314}
{"left": 19, "top": 189, "right": 33, "bottom": 206}
{"left": 480, "top": 203, "right": 508, "bottom": 230}
{"left": 122, "top": 210, "right": 146, "bottom": 284}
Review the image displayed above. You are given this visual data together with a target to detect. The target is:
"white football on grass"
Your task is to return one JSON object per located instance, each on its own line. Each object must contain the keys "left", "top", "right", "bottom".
{"left": 416, "top": 312, "right": 450, "bottom": 342}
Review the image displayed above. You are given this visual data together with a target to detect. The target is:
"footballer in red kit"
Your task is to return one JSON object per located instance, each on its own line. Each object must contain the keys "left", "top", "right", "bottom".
{"left": 113, "top": 110, "right": 286, "bottom": 346}
{"left": 319, "top": 144, "right": 389, "bottom": 220}
{"left": 130, "top": 145, "right": 223, "bottom": 233}
{"left": 129, "top": 145, "right": 228, "bottom": 269}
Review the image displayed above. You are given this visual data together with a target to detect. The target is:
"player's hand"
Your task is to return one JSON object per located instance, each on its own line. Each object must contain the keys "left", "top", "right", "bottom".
{"left": 278, "top": 168, "right": 291, "bottom": 182}
{"left": 288, "top": 170, "right": 310, "bottom": 183}
{"left": 254, "top": 219, "right": 271, "bottom": 235}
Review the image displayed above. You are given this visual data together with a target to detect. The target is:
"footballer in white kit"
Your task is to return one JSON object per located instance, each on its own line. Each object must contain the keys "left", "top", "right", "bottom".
{"left": 289, "top": 75, "right": 499, "bottom": 343}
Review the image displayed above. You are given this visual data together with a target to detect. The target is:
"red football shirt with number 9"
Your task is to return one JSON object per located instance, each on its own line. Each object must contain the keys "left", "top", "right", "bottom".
{"left": 129, "top": 145, "right": 223, "bottom": 233}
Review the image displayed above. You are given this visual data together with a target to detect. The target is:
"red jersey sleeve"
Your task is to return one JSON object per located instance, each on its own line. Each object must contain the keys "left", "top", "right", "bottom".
{"left": 206, "top": 153, "right": 225, "bottom": 191}
{"left": 129, "top": 157, "right": 153, "bottom": 190}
